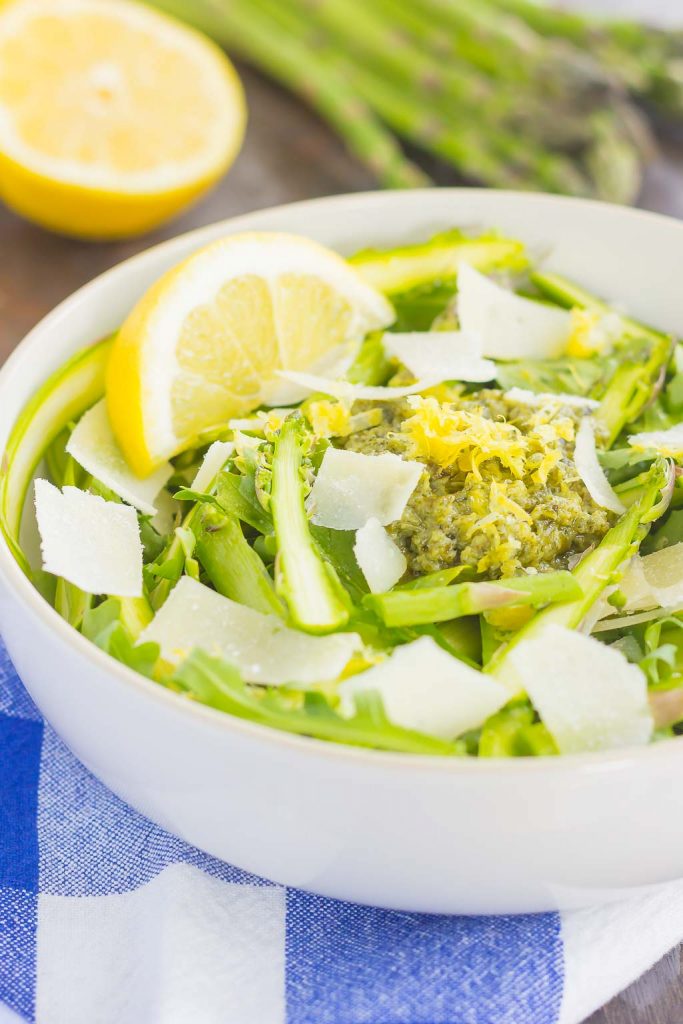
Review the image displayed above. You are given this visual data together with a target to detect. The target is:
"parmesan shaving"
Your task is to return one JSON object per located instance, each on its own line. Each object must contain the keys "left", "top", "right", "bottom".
{"left": 457, "top": 263, "right": 571, "bottom": 360}
{"left": 509, "top": 624, "right": 652, "bottom": 753}
{"left": 67, "top": 400, "right": 172, "bottom": 515}
{"left": 504, "top": 387, "right": 599, "bottom": 411}
{"left": 34, "top": 479, "right": 143, "bottom": 596}
{"left": 264, "top": 341, "right": 360, "bottom": 405}
{"left": 140, "top": 577, "right": 360, "bottom": 685}
{"left": 276, "top": 371, "right": 439, "bottom": 402}
{"left": 381, "top": 331, "right": 495, "bottom": 383}
{"left": 339, "top": 636, "right": 508, "bottom": 740}
{"left": 574, "top": 417, "right": 625, "bottom": 514}
{"left": 307, "top": 447, "right": 424, "bottom": 530}
{"left": 628, "top": 423, "right": 683, "bottom": 456}
{"left": 191, "top": 441, "right": 235, "bottom": 493}
{"left": 354, "top": 517, "right": 407, "bottom": 593}
{"left": 593, "top": 543, "right": 683, "bottom": 632}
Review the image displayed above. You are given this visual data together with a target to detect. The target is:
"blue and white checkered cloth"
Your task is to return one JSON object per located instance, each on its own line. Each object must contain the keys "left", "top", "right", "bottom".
{"left": 1, "top": 636, "right": 682, "bottom": 1024}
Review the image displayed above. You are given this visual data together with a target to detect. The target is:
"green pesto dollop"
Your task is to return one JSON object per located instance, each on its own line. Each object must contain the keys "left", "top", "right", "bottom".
{"left": 343, "top": 389, "right": 615, "bottom": 579}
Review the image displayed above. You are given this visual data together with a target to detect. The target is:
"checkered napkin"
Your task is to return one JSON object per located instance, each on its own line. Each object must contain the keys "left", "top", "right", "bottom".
{"left": 1, "top": 639, "right": 682, "bottom": 1024}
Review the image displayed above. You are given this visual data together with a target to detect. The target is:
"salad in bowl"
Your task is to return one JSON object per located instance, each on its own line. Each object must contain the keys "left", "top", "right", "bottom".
{"left": 3, "top": 220, "right": 683, "bottom": 762}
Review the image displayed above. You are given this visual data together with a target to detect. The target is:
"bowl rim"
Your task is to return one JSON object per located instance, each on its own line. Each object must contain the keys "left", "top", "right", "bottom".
{"left": 2, "top": 186, "right": 683, "bottom": 776}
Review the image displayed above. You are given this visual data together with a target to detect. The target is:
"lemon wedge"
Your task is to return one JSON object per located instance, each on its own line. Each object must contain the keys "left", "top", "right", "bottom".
{"left": 106, "top": 232, "right": 395, "bottom": 475}
{"left": 0, "top": 0, "right": 245, "bottom": 238}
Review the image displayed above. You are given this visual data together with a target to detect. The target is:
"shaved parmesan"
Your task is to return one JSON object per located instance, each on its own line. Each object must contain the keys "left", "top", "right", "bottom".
{"left": 339, "top": 635, "right": 508, "bottom": 740}
{"left": 34, "top": 479, "right": 143, "bottom": 596}
{"left": 354, "top": 518, "right": 407, "bottom": 593}
{"left": 140, "top": 576, "right": 360, "bottom": 685}
{"left": 150, "top": 489, "right": 179, "bottom": 536}
{"left": 592, "top": 607, "right": 666, "bottom": 634}
{"left": 191, "top": 441, "right": 234, "bottom": 493}
{"left": 67, "top": 400, "right": 172, "bottom": 515}
{"left": 628, "top": 423, "right": 683, "bottom": 455}
{"left": 276, "top": 371, "right": 438, "bottom": 403}
{"left": 381, "top": 331, "right": 495, "bottom": 383}
{"left": 265, "top": 341, "right": 360, "bottom": 406}
{"left": 508, "top": 624, "right": 652, "bottom": 753}
{"left": 574, "top": 418, "right": 625, "bottom": 514}
{"left": 594, "top": 544, "right": 683, "bottom": 631}
{"left": 457, "top": 263, "right": 571, "bottom": 360}
{"left": 614, "top": 555, "right": 658, "bottom": 613}
{"left": 504, "top": 387, "right": 599, "bottom": 411}
{"left": 307, "top": 447, "right": 424, "bottom": 530}
{"left": 639, "top": 542, "right": 683, "bottom": 609}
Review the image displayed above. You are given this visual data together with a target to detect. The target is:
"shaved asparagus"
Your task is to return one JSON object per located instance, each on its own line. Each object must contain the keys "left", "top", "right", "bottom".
{"left": 194, "top": 503, "right": 284, "bottom": 617}
{"left": 366, "top": 572, "right": 582, "bottom": 628}
{"left": 271, "top": 417, "right": 349, "bottom": 633}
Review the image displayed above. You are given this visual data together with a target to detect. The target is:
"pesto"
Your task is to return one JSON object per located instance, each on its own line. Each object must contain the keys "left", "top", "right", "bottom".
{"left": 344, "top": 390, "right": 615, "bottom": 578}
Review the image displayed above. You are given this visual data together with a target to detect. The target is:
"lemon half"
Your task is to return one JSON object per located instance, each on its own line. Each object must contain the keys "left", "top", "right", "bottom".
{"left": 0, "top": 0, "right": 246, "bottom": 238}
{"left": 106, "top": 232, "right": 395, "bottom": 475}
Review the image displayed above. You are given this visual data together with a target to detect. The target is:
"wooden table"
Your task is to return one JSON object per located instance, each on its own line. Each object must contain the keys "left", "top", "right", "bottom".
{"left": 1, "top": 63, "right": 682, "bottom": 1024}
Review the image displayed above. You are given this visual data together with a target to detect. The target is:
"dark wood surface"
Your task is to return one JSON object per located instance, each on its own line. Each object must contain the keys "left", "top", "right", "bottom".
{"left": 1, "top": 62, "right": 681, "bottom": 1024}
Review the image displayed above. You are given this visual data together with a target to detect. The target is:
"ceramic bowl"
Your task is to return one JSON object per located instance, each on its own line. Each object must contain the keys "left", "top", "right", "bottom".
{"left": 1, "top": 190, "right": 682, "bottom": 914}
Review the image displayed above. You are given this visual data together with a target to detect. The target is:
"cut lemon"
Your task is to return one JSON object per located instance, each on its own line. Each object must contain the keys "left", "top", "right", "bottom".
{"left": 0, "top": 0, "right": 245, "bottom": 239}
{"left": 106, "top": 232, "right": 395, "bottom": 475}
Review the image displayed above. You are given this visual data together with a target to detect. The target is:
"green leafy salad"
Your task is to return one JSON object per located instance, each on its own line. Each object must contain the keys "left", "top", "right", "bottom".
{"left": 4, "top": 227, "right": 683, "bottom": 758}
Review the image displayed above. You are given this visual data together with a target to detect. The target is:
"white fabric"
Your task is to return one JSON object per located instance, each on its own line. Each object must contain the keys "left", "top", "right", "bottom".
{"left": 559, "top": 880, "right": 683, "bottom": 1023}
{"left": 34, "top": 863, "right": 286, "bottom": 1024}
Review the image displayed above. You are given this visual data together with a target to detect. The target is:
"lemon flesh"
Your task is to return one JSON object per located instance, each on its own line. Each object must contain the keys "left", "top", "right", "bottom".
{"left": 0, "top": 0, "right": 245, "bottom": 238}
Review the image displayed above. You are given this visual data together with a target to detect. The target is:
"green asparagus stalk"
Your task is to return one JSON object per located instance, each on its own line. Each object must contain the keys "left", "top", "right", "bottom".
{"left": 350, "top": 229, "right": 528, "bottom": 295}
{"left": 274, "top": 0, "right": 602, "bottom": 195}
{"left": 147, "top": 0, "right": 429, "bottom": 189}
{"left": 410, "top": 0, "right": 622, "bottom": 106}
{"left": 532, "top": 270, "right": 667, "bottom": 343}
{"left": 487, "top": 458, "right": 673, "bottom": 677}
{"left": 487, "top": 0, "right": 683, "bottom": 114}
{"left": 532, "top": 270, "right": 674, "bottom": 445}
{"left": 366, "top": 571, "right": 582, "bottom": 628}
{"left": 194, "top": 503, "right": 284, "bottom": 616}
{"left": 147, "top": 0, "right": 652, "bottom": 201}
{"left": 271, "top": 416, "right": 349, "bottom": 633}
{"left": 346, "top": 60, "right": 597, "bottom": 195}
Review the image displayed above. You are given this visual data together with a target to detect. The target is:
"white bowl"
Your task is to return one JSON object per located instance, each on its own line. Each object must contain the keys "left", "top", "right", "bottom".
{"left": 1, "top": 190, "right": 682, "bottom": 915}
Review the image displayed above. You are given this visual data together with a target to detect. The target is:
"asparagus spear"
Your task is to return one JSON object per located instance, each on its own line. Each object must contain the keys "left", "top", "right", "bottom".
{"left": 194, "top": 503, "right": 284, "bottom": 617}
{"left": 532, "top": 270, "right": 674, "bottom": 445}
{"left": 146, "top": 0, "right": 650, "bottom": 201}
{"left": 487, "top": 0, "right": 683, "bottom": 116}
{"left": 350, "top": 229, "right": 528, "bottom": 295}
{"left": 271, "top": 416, "right": 349, "bottom": 633}
{"left": 147, "top": 0, "right": 429, "bottom": 189}
{"left": 487, "top": 458, "right": 673, "bottom": 677}
{"left": 273, "top": 0, "right": 609, "bottom": 195}
{"left": 366, "top": 571, "right": 582, "bottom": 628}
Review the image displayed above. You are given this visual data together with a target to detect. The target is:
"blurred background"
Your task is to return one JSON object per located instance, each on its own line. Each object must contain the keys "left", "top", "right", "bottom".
{"left": 1, "top": 0, "right": 682, "bottom": 352}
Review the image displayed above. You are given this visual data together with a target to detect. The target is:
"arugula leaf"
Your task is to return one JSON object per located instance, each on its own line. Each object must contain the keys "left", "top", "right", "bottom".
{"left": 346, "top": 331, "right": 393, "bottom": 386}
{"left": 640, "top": 616, "right": 683, "bottom": 686}
{"left": 391, "top": 281, "right": 456, "bottom": 333}
{"left": 173, "top": 649, "right": 459, "bottom": 755}
{"left": 478, "top": 704, "right": 558, "bottom": 757}
{"left": 82, "top": 598, "right": 159, "bottom": 678}
{"left": 495, "top": 354, "right": 609, "bottom": 397}
{"left": 55, "top": 576, "right": 92, "bottom": 629}
{"left": 139, "top": 517, "right": 166, "bottom": 562}
{"left": 218, "top": 472, "right": 273, "bottom": 534}
{"left": 310, "top": 525, "right": 368, "bottom": 600}
{"left": 642, "top": 509, "right": 683, "bottom": 554}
